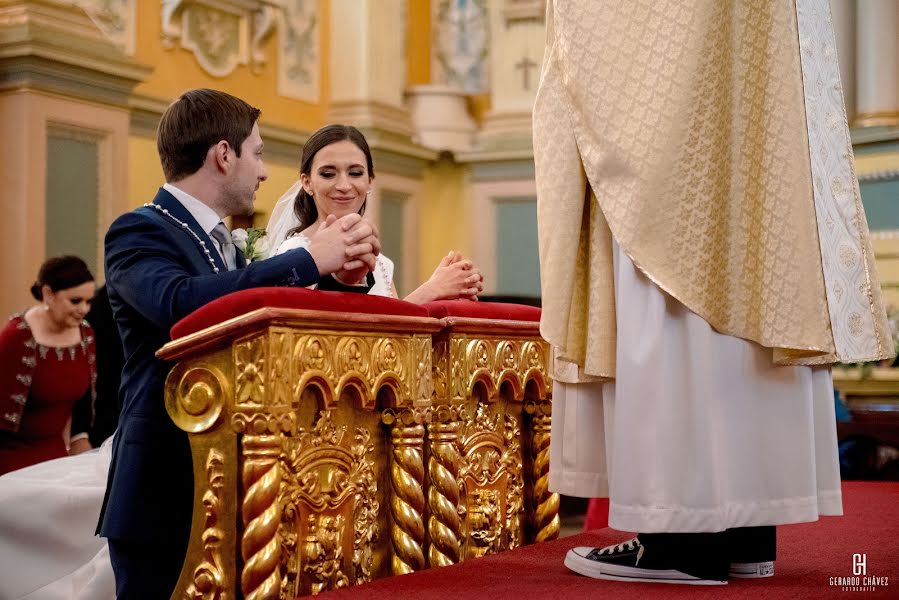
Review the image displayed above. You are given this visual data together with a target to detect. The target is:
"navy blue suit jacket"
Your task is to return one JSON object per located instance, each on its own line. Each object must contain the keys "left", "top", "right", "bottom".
{"left": 97, "top": 188, "right": 340, "bottom": 543}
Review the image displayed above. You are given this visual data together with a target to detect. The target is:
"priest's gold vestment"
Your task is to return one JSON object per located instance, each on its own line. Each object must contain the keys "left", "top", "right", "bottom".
{"left": 534, "top": 0, "right": 893, "bottom": 382}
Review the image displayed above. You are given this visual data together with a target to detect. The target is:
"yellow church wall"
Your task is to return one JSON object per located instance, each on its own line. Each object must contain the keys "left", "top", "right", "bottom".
{"left": 128, "top": 136, "right": 164, "bottom": 209}
{"left": 255, "top": 162, "right": 302, "bottom": 226}
{"left": 407, "top": 1, "right": 431, "bottom": 86}
{"left": 132, "top": 0, "right": 330, "bottom": 133}
{"left": 419, "top": 159, "right": 472, "bottom": 284}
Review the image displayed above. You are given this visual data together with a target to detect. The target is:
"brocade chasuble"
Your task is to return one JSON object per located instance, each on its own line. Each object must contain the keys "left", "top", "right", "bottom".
{"left": 534, "top": 0, "right": 893, "bottom": 382}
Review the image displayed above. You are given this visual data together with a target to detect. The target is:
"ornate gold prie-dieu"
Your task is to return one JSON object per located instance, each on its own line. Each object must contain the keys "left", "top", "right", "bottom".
{"left": 161, "top": 306, "right": 555, "bottom": 598}
{"left": 429, "top": 315, "right": 557, "bottom": 566}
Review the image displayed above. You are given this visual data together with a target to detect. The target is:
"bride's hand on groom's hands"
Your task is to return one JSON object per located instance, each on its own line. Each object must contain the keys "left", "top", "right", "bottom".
{"left": 306, "top": 214, "right": 380, "bottom": 279}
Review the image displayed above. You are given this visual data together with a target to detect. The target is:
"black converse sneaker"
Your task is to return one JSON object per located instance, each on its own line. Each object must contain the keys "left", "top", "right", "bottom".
{"left": 564, "top": 536, "right": 729, "bottom": 585}
{"left": 726, "top": 526, "right": 776, "bottom": 578}
{"left": 729, "top": 561, "right": 775, "bottom": 578}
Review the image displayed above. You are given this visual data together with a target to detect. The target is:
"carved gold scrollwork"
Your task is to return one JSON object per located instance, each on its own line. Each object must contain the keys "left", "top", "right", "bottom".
{"left": 467, "top": 339, "right": 491, "bottom": 371}
{"left": 465, "top": 488, "right": 503, "bottom": 557}
{"left": 382, "top": 409, "right": 426, "bottom": 574}
{"left": 294, "top": 335, "right": 333, "bottom": 375}
{"left": 496, "top": 341, "right": 517, "bottom": 371}
{"left": 502, "top": 415, "right": 524, "bottom": 549}
{"left": 236, "top": 337, "right": 266, "bottom": 406}
{"left": 373, "top": 338, "right": 401, "bottom": 376}
{"left": 301, "top": 514, "right": 349, "bottom": 595}
{"left": 426, "top": 406, "right": 463, "bottom": 567}
{"left": 336, "top": 337, "right": 369, "bottom": 376}
{"left": 450, "top": 338, "right": 466, "bottom": 400}
{"left": 457, "top": 401, "right": 522, "bottom": 558}
{"left": 232, "top": 411, "right": 295, "bottom": 436}
{"left": 241, "top": 435, "right": 282, "bottom": 600}
{"left": 167, "top": 365, "right": 226, "bottom": 433}
{"left": 186, "top": 449, "right": 225, "bottom": 599}
{"left": 522, "top": 341, "right": 545, "bottom": 372}
{"left": 414, "top": 337, "right": 432, "bottom": 404}
{"left": 279, "top": 411, "right": 378, "bottom": 595}
{"left": 269, "top": 331, "right": 293, "bottom": 409}
{"left": 530, "top": 405, "right": 559, "bottom": 542}
{"left": 432, "top": 339, "right": 449, "bottom": 400}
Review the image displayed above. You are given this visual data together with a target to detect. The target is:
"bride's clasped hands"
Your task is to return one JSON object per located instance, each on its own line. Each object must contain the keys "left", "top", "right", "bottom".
{"left": 404, "top": 250, "right": 484, "bottom": 304}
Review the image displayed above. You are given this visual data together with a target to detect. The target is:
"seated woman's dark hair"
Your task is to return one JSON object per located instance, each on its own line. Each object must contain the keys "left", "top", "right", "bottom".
{"left": 289, "top": 124, "right": 374, "bottom": 237}
{"left": 30, "top": 255, "right": 94, "bottom": 301}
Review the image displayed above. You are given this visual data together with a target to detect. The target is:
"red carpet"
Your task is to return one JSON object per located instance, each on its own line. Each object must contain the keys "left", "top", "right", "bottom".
{"left": 322, "top": 482, "right": 897, "bottom": 599}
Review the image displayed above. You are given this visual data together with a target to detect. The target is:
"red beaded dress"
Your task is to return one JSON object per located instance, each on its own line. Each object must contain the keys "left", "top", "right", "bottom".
{"left": 0, "top": 313, "right": 96, "bottom": 475}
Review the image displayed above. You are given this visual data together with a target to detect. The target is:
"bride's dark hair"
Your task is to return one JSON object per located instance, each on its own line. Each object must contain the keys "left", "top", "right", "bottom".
{"left": 289, "top": 124, "right": 374, "bottom": 237}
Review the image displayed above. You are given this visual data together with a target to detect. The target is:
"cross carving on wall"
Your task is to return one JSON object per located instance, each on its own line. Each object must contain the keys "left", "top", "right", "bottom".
{"left": 515, "top": 56, "right": 537, "bottom": 90}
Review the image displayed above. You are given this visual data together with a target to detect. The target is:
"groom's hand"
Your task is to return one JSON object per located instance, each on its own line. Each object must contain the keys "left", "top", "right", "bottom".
{"left": 336, "top": 216, "right": 380, "bottom": 284}
{"left": 306, "top": 214, "right": 378, "bottom": 277}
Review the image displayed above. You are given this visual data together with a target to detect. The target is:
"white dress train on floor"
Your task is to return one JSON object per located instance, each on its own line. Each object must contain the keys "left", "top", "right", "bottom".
{"left": 0, "top": 437, "right": 115, "bottom": 600}
{"left": 549, "top": 241, "right": 843, "bottom": 533}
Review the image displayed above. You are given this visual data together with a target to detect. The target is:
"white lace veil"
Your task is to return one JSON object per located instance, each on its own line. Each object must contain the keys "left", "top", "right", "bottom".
{"left": 262, "top": 180, "right": 304, "bottom": 258}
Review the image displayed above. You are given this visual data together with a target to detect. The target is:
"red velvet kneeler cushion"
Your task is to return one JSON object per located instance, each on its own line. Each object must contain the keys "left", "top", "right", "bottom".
{"left": 422, "top": 300, "right": 541, "bottom": 322}
{"left": 170, "top": 287, "right": 429, "bottom": 339}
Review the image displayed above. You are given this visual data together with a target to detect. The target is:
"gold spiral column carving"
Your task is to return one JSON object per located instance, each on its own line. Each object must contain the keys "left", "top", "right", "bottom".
{"left": 530, "top": 405, "right": 559, "bottom": 542}
{"left": 382, "top": 410, "right": 426, "bottom": 574}
{"left": 426, "top": 408, "right": 462, "bottom": 567}
{"left": 240, "top": 435, "right": 282, "bottom": 600}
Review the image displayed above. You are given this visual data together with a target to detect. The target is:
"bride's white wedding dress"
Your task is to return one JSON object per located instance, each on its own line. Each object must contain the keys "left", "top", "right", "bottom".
{"left": 0, "top": 437, "right": 115, "bottom": 600}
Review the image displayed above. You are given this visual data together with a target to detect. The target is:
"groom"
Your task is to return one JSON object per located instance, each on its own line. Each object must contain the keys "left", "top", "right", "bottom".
{"left": 97, "top": 88, "right": 380, "bottom": 599}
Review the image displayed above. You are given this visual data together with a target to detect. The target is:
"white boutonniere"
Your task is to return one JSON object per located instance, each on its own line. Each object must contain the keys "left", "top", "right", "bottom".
{"left": 232, "top": 227, "right": 268, "bottom": 262}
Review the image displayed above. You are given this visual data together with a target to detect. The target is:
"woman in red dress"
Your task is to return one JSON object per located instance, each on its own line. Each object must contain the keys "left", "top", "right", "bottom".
{"left": 0, "top": 255, "right": 97, "bottom": 475}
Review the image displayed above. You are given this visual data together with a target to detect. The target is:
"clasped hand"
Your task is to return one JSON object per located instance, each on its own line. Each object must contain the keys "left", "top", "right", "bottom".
{"left": 405, "top": 250, "right": 484, "bottom": 304}
{"left": 306, "top": 213, "right": 380, "bottom": 283}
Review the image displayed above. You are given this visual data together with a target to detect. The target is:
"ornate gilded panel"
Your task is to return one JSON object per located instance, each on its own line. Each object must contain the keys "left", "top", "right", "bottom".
{"left": 186, "top": 449, "right": 227, "bottom": 599}
{"left": 457, "top": 402, "right": 524, "bottom": 558}
{"left": 441, "top": 335, "right": 550, "bottom": 403}
{"left": 276, "top": 410, "right": 380, "bottom": 597}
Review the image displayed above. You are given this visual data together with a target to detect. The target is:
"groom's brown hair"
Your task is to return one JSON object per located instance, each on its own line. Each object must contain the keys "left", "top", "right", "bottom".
{"left": 157, "top": 88, "right": 261, "bottom": 182}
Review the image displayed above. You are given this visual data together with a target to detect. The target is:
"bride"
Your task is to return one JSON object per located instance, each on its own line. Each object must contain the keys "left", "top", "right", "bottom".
{"left": 265, "top": 124, "right": 483, "bottom": 302}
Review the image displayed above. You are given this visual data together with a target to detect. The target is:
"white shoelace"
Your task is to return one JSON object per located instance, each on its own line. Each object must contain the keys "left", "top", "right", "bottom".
{"left": 596, "top": 537, "right": 645, "bottom": 565}
{"left": 596, "top": 537, "right": 641, "bottom": 555}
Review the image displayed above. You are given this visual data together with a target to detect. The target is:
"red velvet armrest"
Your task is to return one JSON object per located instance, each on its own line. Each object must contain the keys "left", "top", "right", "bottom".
{"left": 170, "top": 287, "right": 429, "bottom": 339}
{"left": 422, "top": 300, "right": 541, "bottom": 322}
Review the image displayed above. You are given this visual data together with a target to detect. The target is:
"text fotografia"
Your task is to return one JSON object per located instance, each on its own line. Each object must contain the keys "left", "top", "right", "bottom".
{"left": 828, "top": 554, "right": 889, "bottom": 592}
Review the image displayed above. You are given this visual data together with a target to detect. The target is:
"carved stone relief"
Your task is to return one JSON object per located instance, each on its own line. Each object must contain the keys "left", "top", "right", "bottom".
{"left": 277, "top": 0, "right": 320, "bottom": 102}
{"left": 161, "top": 0, "right": 319, "bottom": 96}
{"left": 76, "top": 0, "right": 137, "bottom": 54}
{"left": 433, "top": 0, "right": 489, "bottom": 93}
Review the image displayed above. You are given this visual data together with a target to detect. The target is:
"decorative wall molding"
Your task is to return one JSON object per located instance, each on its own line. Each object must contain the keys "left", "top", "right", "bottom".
{"left": 0, "top": 0, "right": 151, "bottom": 106}
{"left": 502, "top": 0, "right": 545, "bottom": 26}
{"left": 858, "top": 169, "right": 899, "bottom": 183}
{"left": 75, "top": 0, "right": 137, "bottom": 55}
{"left": 433, "top": 0, "right": 489, "bottom": 94}
{"left": 161, "top": 0, "right": 320, "bottom": 100}
{"left": 277, "top": 0, "right": 319, "bottom": 102}
{"left": 162, "top": 0, "right": 260, "bottom": 77}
